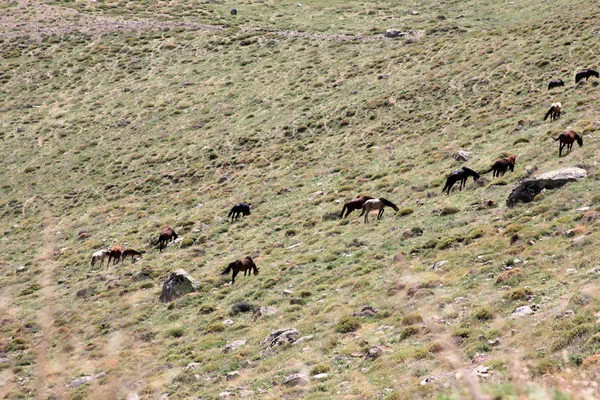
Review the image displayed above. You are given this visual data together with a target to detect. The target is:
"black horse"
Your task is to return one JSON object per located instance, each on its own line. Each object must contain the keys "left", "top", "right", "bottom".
{"left": 548, "top": 79, "right": 564, "bottom": 90}
{"left": 442, "top": 167, "right": 480, "bottom": 195}
{"left": 228, "top": 202, "right": 251, "bottom": 222}
{"left": 575, "top": 69, "right": 599, "bottom": 83}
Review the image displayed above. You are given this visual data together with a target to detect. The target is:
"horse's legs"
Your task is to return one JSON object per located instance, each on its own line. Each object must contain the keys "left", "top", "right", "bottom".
{"left": 378, "top": 209, "right": 384, "bottom": 219}
{"left": 231, "top": 269, "right": 238, "bottom": 284}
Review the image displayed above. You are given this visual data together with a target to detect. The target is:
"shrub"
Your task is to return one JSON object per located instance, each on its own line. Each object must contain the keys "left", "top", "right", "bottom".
{"left": 229, "top": 300, "right": 257, "bottom": 316}
{"left": 400, "top": 325, "right": 420, "bottom": 340}
{"left": 398, "top": 208, "right": 414, "bottom": 216}
{"left": 165, "top": 327, "right": 185, "bottom": 338}
{"left": 473, "top": 307, "right": 494, "bottom": 321}
{"left": 401, "top": 312, "right": 423, "bottom": 326}
{"left": 206, "top": 322, "right": 226, "bottom": 333}
{"left": 311, "top": 364, "right": 330, "bottom": 375}
{"left": 508, "top": 287, "right": 533, "bottom": 301}
{"left": 440, "top": 206, "right": 460, "bottom": 216}
{"left": 335, "top": 316, "right": 361, "bottom": 333}
{"left": 198, "top": 304, "right": 216, "bottom": 314}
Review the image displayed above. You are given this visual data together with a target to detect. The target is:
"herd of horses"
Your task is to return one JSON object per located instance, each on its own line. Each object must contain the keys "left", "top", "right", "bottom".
{"left": 88, "top": 68, "right": 597, "bottom": 284}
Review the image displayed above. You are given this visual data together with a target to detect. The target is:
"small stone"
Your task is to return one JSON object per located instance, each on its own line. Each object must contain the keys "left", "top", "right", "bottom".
{"left": 472, "top": 365, "right": 491, "bottom": 378}
{"left": 577, "top": 206, "right": 590, "bottom": 212}
{"left": 565, "top": 268, "right": 577, "bottom": 275}
{"left": 430, "top": 260, "right": 448, "bottom": 270}
{"left": 261, "top": 328, "right": 300, "bottom": 349}
{"left": 222, "top": 339, "right": 246, "bottom": 353}
{"left": 16, "top": 266, "right": 26, "bottom": 273}
{"left": 454, "top": 150, "right": 471, "bottom": 162}
{"left": 241, "top": 360, "right": 254, "bottom": 369}
{"left": 351, "top": 352, "right": 364, "bottom": 358}
{"left": 488, "top": 338, "right": 500, "bottom": 346}
{"left": 226, "top": 371, "right": 240, "bottom": 381}
{"left": 527, "top": 240, "right": 535, "bottom": 245}
{"left": 555, "top": 310, "right": 575, "bottom": 319}
{"left": 454, "top": 297, "right": 469, "bottom": 304}
{"left": 385, "top": 29, "right": 405, "bottom": 38}
{"left": 0, "top": 358, "right": 9, "bottom": 364}
{"left": 366, "top": 346, "right": 384, "bottom": 360}
{"left": 312, "top": 373, "right": 329, "bottom": 381}
{"left": 218, "top": 392, "right": 233, "bottom": 399}
{"left": 411, "top": 10, "right": 420, "bottom": 15}
{"left": 293, "top": 335, "right": 314, "bottom": 345}
{"left": 239, "top": 390, "right": 254, "bottom": 398}
{"left": 223, "top": 319, "right": 234, "bottom": 326}
{"left": 510, "top": 305, "right": 534, "bottom": 318}
{"left": 282, "top": 373, "right": 307, "bottom": 387}
{"left": 283, "top": 290, "right": 293, "bottom": 296}
{"left": 185, "top": 362, "right": 201, "bottom": 370}
{"left": 378, "top": 325, "right": 393, "bottom": 331}
{"left": 66, "top": 372, "right": 106, "bottom": 389}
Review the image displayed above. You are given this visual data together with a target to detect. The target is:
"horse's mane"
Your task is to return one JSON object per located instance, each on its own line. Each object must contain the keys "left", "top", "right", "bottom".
{"left": 461, "top": 166, "right": 479, "bottom": 176}
{"left": 378, "top": 197, "right": 397, "bottom": 208}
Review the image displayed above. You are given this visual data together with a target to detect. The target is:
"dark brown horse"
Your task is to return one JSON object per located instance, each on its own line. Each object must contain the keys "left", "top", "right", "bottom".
{"left": 120, "top": 249, "right": 143, "bottom": 264}
{"left": 548, "top": 79, "right": 564, "bottom": 90}
{"left": 483, "top": 156, "right": 516, "bottom": 178}
{"left": 220, "top": 256, "right": 259, "bottom": 284}
{"left": 442, "top": 167, "right": 480, "bottom": 195}
{"left": 552, "top": 131, "right": 583, "bottom": 157}
{"left": 543, "top": 102, "right": 561, "bottom": 122}
{"left": 106, "top": 244, "right": 123, "bottom": 265}
{"left": 575, "top": 69, "right": 599, "bottom": 83}
{"left": 339, "top": 195, "right": 374, "bottom": 218}
{"left": 158, "top": 227, "right": 177, "bottom": 252}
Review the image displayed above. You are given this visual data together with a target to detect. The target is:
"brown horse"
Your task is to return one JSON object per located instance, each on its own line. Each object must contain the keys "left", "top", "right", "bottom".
{"left": 483, "top": 156, "right": 516, "bottom": 178}
{"left": 575, "top": 69, "right": 599, "bottom": 83}
{"left": 220, "top": 256, "right": 259, "bottom": 284}
{"left": 548, "top": 79, "right": 564, "bottom": 90}
{"left": 158, "top": 227, "right": 178, "bottom": 252}
{"left": 339, "top": 195, "right": 374, "bottom": 218}
{"left": 552, "top": 131, "right": 583, "bottom": 157}
{"left": 544, "top": 102, "right": 561, "bottom": 122}
{"left": 360, "top": 198, "right": 399, "bottom": 223}
{"left": 120, "top": 249, "right": 143, "bottom": 264}
{"left": 106, "top": 244, "right": 123, "bottom": 265}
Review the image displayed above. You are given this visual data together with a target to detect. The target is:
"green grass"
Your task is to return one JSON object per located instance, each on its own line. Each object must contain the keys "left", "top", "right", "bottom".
{"left": 2, "top": 0, "right": 600, "bottom": 399}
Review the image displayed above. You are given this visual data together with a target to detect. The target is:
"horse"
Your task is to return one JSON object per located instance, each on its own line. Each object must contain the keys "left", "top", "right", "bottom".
{"left": 552, "top": 131, "right": 583, "bottom": 157}
{"left": 228, "top": 202, "right": 251, "bottom": 222}
{"left": 575, "top": 69, "right": 599, "bottom": 83}
{"left": 158, "top": 227, "right": 177, "bottom": 252}
{"left": 483, "top": 156, "right": 516, "bottom": 178}
{"left": 359, "top": 198, "right": 399, "bottom": 223}
{"left": 220, "top": 256, "right": 259, "bottom": 284}
{"left": 442, "top": 167, "right": 480, "bottom": 195}
{"left": 120, "top": 249, "right": 143, "bottom": 264}
{"left": 339, "top": 195, "right": 375, "bottom": 218}
{"left": 90, "top": 249, "right": 109, "bottom": 267}
{"left": 543, "top": 102, "right": 561, "bottom": 122}
{"left": 106, "top": 245, "right": 123, "bottom": 265}
{"left": 548, "top": 79, "right": 564, "bottom": 90}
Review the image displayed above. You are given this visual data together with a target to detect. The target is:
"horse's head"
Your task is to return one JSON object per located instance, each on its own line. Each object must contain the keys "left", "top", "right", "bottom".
{"left": 473, "top": 172, "right": 480, "bottom": 181}
{"left": 253, "top": 266, "right": 260, "bottom": 276}
{"left": 576, "top": 134, "right": 583, "bottom": 147}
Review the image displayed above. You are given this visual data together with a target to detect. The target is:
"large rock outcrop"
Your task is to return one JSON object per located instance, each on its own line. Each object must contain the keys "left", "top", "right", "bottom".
{"left": 159, "top": 269, "right": 200, "bottom": 302}
{"left": 506, "top": 168, "right": 586, "bottom": 208}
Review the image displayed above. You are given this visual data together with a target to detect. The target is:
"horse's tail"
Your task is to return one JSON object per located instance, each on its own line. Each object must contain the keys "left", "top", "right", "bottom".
{"left": 543, "top": 107, "right": 553, "bottom": 121}
{"left": 481, "top": 166, "right": 494, "bottom": 174}
{"left": 221, "top": 263, "right": 233, "bottom": 275}
{"left": 339, "top": 204, "right": 347, "bottom": 218}
{"left": 551, "top": 136, "right": 561, "bottom": 141}
{"left": 379, "top": 198, "right": 397, "bottom": 209}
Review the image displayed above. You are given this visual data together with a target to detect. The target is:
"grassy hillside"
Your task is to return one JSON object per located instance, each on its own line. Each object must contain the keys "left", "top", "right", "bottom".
{"left": 2, "top": 0, "right": 600, "bottom": 399}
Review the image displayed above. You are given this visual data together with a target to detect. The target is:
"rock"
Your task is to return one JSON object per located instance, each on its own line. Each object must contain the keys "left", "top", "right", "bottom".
{"left": 578, "top": 206, "right": 591, "bottom": 212}
{"left": 223, "top": 319, "right": 234, "bottom": 326}
{"left": 506, "top": 167, "right": 586, "bottom": 207}
{"left": 488, "top": 338, "right": 500, "bottom": 346}
{"left": 185, "top": 362, "right": 201, "bottom": 370}
{"left": 353, "top": 306, "right": 379, "bottom": 317}
{"left": 453, "top": 297, "right": 469, "bottom": 304}
{"left": 309, "top": 190, "right": 324, "bottom": 200}
{"left": 283, "top": 289, "right": 293, "bottom": 296}
{"left": 365, "top": 346, "right": 384, "bottom": 360}
{"left": 254, "top": 306, "right": 277, "bottom": 318}
{"left": 410, "top": 10, "right": 420, "bottom": 15}
{"left": 571, "top": 235, "right": 588, "bottom": 247}
{"left": 66, "top": 372, "right": 106, "bottom": 388}
{"left": 420, "top": 374, "right": 448, "bottom": 385}
{"left": 226, "top": 371, "right": 240, "bottom": 381}
{"left": 241, "top": 360, "right": 255, "bottom": 369}
{"left": 159, "top": 393, "right": 169, "bottom": 400}
{"left": 15, "top": 266, "right": 26, "bottom": 273}
{"left": 222, "top": 339, "right": 246, "bottom": 353}
{"left": 385, "top": 29, "right": 405, "bottom": 38}
{"left": 313, "top": 373, "right": 329, "bottom": 381}
{"left": 402, "top": 229, "right": 414, "bottom": 238}
{"left": 158, "top": 269, "right": 200, "bottom": 303}
{"left": 218, "top": 174, "right": 230, "bottom": 184}
{"left": 282, "top": 373, "right": 308, "bottom": 387}
{"left": 565, "top": 268, "right": 577, "bottom": 275}
{"left": 261, "top": 328, "right": 300, "bottom": 349}
{"left": 218, "top": 392, "right": 233, "bottom": 399}
{"left": 78, "top": 230, "right": 91, "bottom": 240}
{"left": 293, "top": 335, "right": 314, "bottom": 345}
{"left": 0, "top": 358, "right": 9, "bottom": 365}
{"left": 230, "top": 8, "right": 237, "bottom": 15}
{"left": 378, "top": 325, "right": 393, "bottom": 331}
{"left": 472, "top": 365, "right": 491, "bottom": 378}
{"left": 393, "top": 251, "right": 407, "bottom": 261}
{"left": 555, "top": 310, "right": 575, "bottom": 319}
{"left": 239, "top": 390, "right": 254, "bottom": 398}
{"left": 510, "top": 306, "right": 534, "bottom": 318}
{"left": 430, "top": 260, "right": 448, "bottom": 271}
{"left": 454, "top": 150, "right": 471, "bottom": 162}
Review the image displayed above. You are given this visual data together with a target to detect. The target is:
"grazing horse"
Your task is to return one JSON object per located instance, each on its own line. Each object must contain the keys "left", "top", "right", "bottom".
{"left": 120, "top": 249, "right": 143, "bottom": 264}
{"left": 220, "top": 256, "right": 259, "bottom": 284}
{"left": 442, "top": 167, "right": 480, "bottom": 195}
{"left": 575, "top": 69, "right": 599, "bottom": 83}
{"left": 483, "top": 156, "right": 516, "bottom": 178}
{"left": 158, "top": 227, "right": 177, "bottom": 252}
{"left": 359, "top": 198, "right": 399, "bottom": 223}
{"left": 90, "top": 249, "right": 109, "bottom": 267}
{"left": 339, "top": 195, "right": 375, "bottom": 218}
{"left": 544, "top": 102, "right": 561, "bottom": 122}
{"left": 552, "top": 131, "right": 583, "bottom": 157}
{"left": 228, "top": 202, "right": 251, "bottom": 222}
{"left": 106, "top": 245, "right": 123, "bottom": 265}
{"left": 548, "top": 79, "right": 564, "bottom": 90}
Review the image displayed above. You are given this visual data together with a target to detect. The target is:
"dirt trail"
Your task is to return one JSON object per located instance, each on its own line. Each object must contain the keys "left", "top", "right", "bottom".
{"left": 33, "top": 207, "right": 65, "bottom": 399}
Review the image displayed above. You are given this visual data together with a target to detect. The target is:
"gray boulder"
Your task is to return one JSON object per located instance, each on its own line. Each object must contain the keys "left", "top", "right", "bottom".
{"left": 507, "top": 167, "right": 586, "bottom": 208}
{"left": 159, "top": 269, "right": 200, "bottom": 303}
{"left": 261, "top": 328, "right": 300, "bottom": 348}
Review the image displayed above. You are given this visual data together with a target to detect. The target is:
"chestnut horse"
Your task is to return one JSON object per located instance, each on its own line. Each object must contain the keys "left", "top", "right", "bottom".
{"left": 106, "top": 244, "right": 123, "bottom": 265}
{"left": 158, "top": 227, "right": 177, "bottom": 252}
{"left": 483, "top": 156, "right": 516, "bottom": 178}
{"left": 90, "top": 249, "right": 109, "bottom": 267}
{"left": 544, "top": 102, "right": 561, "bottom": 122}
{"left": 360, "top": 198, "right": 399, "bottom": 223}
{"left": 220, "top": 256, "right": 259, "bottom": 284}
{"left": 442, "top": 167, "right": 480, "bottom": 195}
{"left": 120, "top": 249, "right": 143, "bottom": 264}
{"left": 548, "top": 79, "right": 564, "bottom": 90}
{"left": 575, "top": 69, "right": 599, "bottom": 83}
{"left": 552, "top": 131, "right": 583, "bottom": 157}
{"left": 339, "top": 195, "right": 375, "bottom": 218}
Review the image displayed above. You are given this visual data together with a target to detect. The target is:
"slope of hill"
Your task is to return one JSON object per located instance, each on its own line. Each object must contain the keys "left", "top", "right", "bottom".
{"left": 2, "top": 0, "right": 600, "bottom": 399}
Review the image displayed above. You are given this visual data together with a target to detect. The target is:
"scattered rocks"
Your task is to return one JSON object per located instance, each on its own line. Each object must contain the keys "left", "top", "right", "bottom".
{"left": 454, "top": 150, "right": 471, "bottom": 161}
{"left": 506, "top": 167, "right": 586, "bottom": 207}
{"left": 571, "top": 235, "right": 588, "bottom": 247}
{"left": 218, "top": 392, "right": 233, "bottom": 399}
{"left": 158, "top": 269, "right": 200, "bottom": 303}
{"left": 365, "top": 346, "right": 384, "bottom": 360}
{"left": 261, "top": 328, "right": 300, "bottom": 349}
{"left": 384, "top": 29, "right": 406, "bottom": 38}
{"left": 0, "top": 358, "right": 9, "bottom": 365}
{"left": 282, "top": 373, "right": 308, "bottom": 387}
{"left": 66, "top": 372, "right": 106, "bottom": 389}
{"left": 221, "top": 339, "right": 246, "bottom": 353}
{"left": 510, "top": 305, "right": 534, "bottom": 318}
{"left": 185, "top": 362, "right": 201, "bottom": 370}
{"left": 226, "top": 371, "right": 240, "bottom": 381}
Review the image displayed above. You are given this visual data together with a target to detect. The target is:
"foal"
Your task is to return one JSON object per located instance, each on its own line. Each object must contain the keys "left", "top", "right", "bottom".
{"left": 220, "top": 256, "right": 259, "bottom": 284}
{"left": 360, "top": 198, "right": 399, "bottom": 223}
{"left": 442, "top": 167, "right": 480, "bottom": 195}
{"left": 483, "top": 156, "right": 516, "bottom": 178}
{"left": 158, "top": 227, "right": 178, "bottom": 252}
{"left": 543, "top": 102, "right": 561, "bottom": 122}
{"left": 106, "top": 245, "right": 123, "bottom": 265}
{"left": 90, "top": 249, "right": 109, "bottom": 267}
{"left": 228, "top": 202, "right": 251, "bottom": 222}
{"left": 120, "top": 249, "right": 143, "bottom": 264}
{"left": 339, "top": 195, "right": 374, "bottom": 218}
{"left": 552, "top": 131, "right": 583, "bottom": 157}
